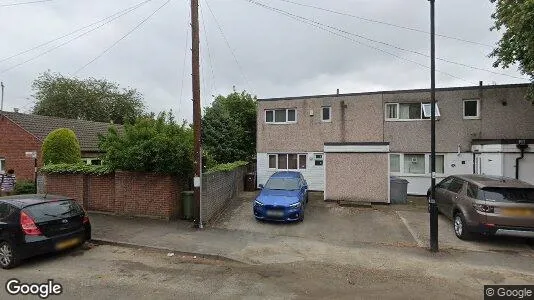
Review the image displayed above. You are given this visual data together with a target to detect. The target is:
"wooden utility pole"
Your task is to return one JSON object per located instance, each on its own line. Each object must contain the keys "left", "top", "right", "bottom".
{"left": 191, "top": 0, "right": 203, "bottom": 228}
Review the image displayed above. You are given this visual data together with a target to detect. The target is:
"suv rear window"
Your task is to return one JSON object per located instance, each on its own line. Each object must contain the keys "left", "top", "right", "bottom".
{"left": 483, "top": 188, "right": 534, "bottom": 203}
{"left": 23, "top": 200, "right": 84, "bottom": 222}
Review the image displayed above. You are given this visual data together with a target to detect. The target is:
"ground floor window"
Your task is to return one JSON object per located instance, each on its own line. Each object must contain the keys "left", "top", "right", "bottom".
{"left": 268, "top": 153, "right": 307, "bottom": 170}
{"left": 0, "top": 158, "right": 4, "bottom": 172}
{"left": 83, "top": 158, "right": 102, "bottom": 166}
{"left": 390, "top": 153, "right": 444, "bottom": 175}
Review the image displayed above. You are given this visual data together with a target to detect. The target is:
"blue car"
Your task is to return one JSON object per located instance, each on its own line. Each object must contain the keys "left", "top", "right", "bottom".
{"left": 253, "top": 171, "right": 309, "bottom": 222}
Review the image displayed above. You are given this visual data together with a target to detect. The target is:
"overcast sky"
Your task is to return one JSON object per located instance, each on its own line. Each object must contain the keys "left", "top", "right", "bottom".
{"left": 0, "top": 0, "right": 528, "bottom": 122}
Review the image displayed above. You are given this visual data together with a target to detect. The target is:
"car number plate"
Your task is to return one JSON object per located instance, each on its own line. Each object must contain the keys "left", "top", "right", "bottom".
{"left": 266, "top": 210, "right": 284, "bottom": 217}
{"left": 502, "top": 208, "right": 534, "bottom": 217}
{"left": 55, "top": 238, "right": 81, "bottom": 250}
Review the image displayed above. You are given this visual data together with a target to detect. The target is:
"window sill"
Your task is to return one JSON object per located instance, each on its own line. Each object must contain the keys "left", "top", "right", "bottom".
{"left": 321, "top": 120, "right": 332, "bottom": 123}
{"left": 265, "top": 122, "right": 297, "bottom": 125}
{"left": 463, "top": 116, "right": 481, "bottom": 120}
{"left": 385, "top": 119, "right": 438, "bottom": 122}
{"left": 390, "top": 173, "right": 446, "bottom": 177}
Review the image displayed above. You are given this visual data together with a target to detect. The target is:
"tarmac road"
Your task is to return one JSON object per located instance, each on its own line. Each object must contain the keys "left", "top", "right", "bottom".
{"left": 0, "top": 243, "right": 530, "bottom": 300}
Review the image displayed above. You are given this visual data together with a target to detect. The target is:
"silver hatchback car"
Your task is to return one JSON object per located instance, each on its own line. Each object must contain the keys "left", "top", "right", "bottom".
{"left": 429, "top": 175, "right": 534, "bottom": 239}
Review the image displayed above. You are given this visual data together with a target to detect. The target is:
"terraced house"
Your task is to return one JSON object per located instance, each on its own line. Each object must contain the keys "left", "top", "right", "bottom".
{"left": 256, "top": 83, "right": 534, "bottom": 203}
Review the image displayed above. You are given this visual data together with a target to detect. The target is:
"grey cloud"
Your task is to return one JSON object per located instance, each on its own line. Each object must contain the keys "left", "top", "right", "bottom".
{"left": 0, "top": 0, "right": 527, "bottom": 123}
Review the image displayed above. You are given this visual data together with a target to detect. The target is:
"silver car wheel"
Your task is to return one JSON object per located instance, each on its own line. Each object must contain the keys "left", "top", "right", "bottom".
{"left": 454, "top": 215, "right": 463, "bottom": 237}
{"left": 0, "top": 244, "right": 12, "bottom": 267}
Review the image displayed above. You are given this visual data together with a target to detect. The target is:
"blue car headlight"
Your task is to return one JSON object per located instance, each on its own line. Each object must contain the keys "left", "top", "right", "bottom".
{"left": 254, "top": 200, "right": 264, "bottom": 206}
{"left": 289, "top": 202, "right": 301, "bottom": 208}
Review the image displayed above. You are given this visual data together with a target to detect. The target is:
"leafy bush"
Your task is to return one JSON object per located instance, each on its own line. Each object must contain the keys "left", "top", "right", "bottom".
{"left": 40, "top": 163, "right": 113, "bottom": 175}
{"left": 206, "top": 161, "right": 248, "bottom": 174}
{"left": 202, "top": 92, "right": 257, "bottom": 164}
{"left": 14, "top": 181, "right": 36, "bottom": 195}
{"left": 42, "top": 128, "right": 81, "bottom": 165}
{"left": 98, "top": 111, "right": 193, "bottom": 177}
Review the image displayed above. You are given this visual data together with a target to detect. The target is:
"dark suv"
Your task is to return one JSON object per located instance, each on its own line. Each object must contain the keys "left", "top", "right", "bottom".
{"left": 428, "top": 175, "right": 534, "bottom": 240}
{"left": 0, "top": 194, "right": 91, "bottom": 268}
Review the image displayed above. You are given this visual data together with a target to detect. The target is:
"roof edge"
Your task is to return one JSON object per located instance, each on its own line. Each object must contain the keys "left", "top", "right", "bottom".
{"left": 258, "top": 83, "right": 531, "bottom": 102}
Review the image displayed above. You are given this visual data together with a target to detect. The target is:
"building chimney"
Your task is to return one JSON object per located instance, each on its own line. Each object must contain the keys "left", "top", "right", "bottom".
{"left": 336, "top": 89, "right": 340, "bottom": 95}
{"left": 13, "top": 108, "right": 19, "bottom": 113}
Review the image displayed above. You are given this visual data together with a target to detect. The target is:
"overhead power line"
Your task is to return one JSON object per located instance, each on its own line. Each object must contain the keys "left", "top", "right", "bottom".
{"left": 73, "top": 0, "right": 171, "bottom": 75}
{"left": 204, "top": 0, "right": 251, "bottom": 91}
{"left": 0, "top": 0, "right": 52, "bottom": 7}
{"left": 200, "top": 0, "right": 217, "bottom": 97}
{"left": 1, "top": 0, "right": 154, "bottom": 74}
{"left": 246, "top": 0, "right": 471, "bottom": 83}
{"left": 247, "top": 0, "right": 527, "bottom": 81}
{"left": 0, "top": 0, "right": 154, "bottom": 64}
{"left": 272, "top": 0, "right": 494, "bottom": 48}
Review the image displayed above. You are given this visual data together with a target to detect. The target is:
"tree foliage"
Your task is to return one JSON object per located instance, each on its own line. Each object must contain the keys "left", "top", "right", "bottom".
{"left": 490, "top": 0, "right": 534, "bottom": 99}
{"left": 32, "top": 71, "right": 145, "bottom": 124}
{"left": 98, "top": 111, "right": 193, "bottom": 177}
{"left": 202, "top": 91, "right": 257, "bottom": 164}
{"left": 42, "top": 128, "right": 82, "bottom": 165}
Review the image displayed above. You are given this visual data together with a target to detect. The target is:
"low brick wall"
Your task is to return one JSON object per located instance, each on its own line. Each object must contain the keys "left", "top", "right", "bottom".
{"left": 40, "top": 172, "right": 182, "bottom": 220}
{"left": 201, "top": 166, "right": 246, "bottom": 223}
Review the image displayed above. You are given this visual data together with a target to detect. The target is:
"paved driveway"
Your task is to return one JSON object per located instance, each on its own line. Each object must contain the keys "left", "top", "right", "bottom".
{"left": 213, "top": 192, "right": 534, "bottom": 254}
{"left": 213, "top": 192, "right": 419, "bottom": 248}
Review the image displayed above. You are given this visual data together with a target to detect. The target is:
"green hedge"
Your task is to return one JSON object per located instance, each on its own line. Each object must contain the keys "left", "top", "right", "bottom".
{"left": 40, "top": 163, "right": 113, "bottom": 175}
{"left": 15, "top": 181, "right": 36, "bottom": 195}
{"left": 206, "top": 161, "right": 248, "bottom": 174}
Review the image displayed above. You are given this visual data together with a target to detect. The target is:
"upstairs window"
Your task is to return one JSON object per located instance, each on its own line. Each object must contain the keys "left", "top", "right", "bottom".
{"left": 463, "top": 100, "right": 480, "bottom": 119}
{"left": 386, "top": 102, "right": 440, "bottom": 120}
{"left": 421, "top": 103, "right": 441, "bottom": 119}
{"left": 0, "top": 158, "right": 4, "bottom": 172}
{"left": 321, "top": 106, "right": 331, "bottom": 122}
{"left": 265, "top": 108, "right": 297, "bottom": 124}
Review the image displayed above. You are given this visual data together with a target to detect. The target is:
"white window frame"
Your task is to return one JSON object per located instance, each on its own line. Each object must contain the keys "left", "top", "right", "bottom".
{"left": 321, "top": 106, "right": 331, "bottom": 122}
{"left": 265, "top": 108, "right": 297, "bottom": 124}
{"left": 463, "top": 99, "right": 480, "bottom": 119}
{"left": 385, "top": 102, "right": 440, "bottom": 121}
{"left": 390, "top": 153, "right": 445, "bottom": 176}
{"left": 268, "top": 154, "right": 277, "bottom": 169}
{"left": 421, "top": 103, "right": 441, "bottom": 118}
{"left": 0, "top": 158, "right": 5, "bottom": 172}
{"left": 267, "top": 153, "right": 307, "bottom": 170}
{"left": 385, "top": 103, "right": 399, "bottom": 120}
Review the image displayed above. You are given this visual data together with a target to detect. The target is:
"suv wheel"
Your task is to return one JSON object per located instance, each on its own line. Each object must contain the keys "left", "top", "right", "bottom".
{"left": 453, "top": 212, "right": 471, "bottom": 240}
{"left": 0, "top": 241, "right": 19, "bottom": 269}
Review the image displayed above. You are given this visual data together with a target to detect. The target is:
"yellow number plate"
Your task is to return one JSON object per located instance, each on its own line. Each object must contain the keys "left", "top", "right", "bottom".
{"left": 55, "top": 238, "right": 81, "bottom": 250}
{"left": 502, "top": 208, "right": 534, "bottom": 217}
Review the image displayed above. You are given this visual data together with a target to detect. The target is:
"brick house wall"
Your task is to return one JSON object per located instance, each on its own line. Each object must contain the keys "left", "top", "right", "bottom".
{"left": 0, "top": 116, "right": 43, "bottom": 181}
{"left": 201, "top": 166, "right": 246, "bottom": 223}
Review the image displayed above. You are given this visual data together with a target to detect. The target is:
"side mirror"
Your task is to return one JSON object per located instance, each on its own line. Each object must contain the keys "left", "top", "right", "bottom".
{"left": 258, "top": 184, "right": 264, "bottom": 189}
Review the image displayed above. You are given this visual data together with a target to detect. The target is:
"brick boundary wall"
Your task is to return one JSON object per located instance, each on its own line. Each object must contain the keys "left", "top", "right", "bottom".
{"left": 201, "top": 166, "right": 246, "bottom": 223}
{"left": 39, "top": 172, "right": 182, "bottom": 220}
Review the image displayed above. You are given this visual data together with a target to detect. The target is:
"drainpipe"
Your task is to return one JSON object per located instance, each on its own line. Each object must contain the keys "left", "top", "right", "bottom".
{"left": 340, "top": 101, "right": 347, "bottom": 142}
{"left": 516, "top": 140, "right": 528, "bottom": 179}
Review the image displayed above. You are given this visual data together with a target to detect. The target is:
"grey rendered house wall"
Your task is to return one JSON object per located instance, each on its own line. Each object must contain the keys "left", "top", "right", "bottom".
{"left": 258, "top": 84, "right": 533, "bottom": 153}
{"left": 384, "top": 85, "right": 534, "bottom": 153}
{"left": 325, "top": 152, "right": 389, "bottom": 203}
{"left": 256, "top": 94, "right": 384, "bottom": 153}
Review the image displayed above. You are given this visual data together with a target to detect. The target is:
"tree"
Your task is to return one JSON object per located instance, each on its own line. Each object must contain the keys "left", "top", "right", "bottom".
{"left": 202, "top": 91, "right": 257, "bottom": 164}
{"left": 32, "top": 71, "right": 145, "bottom": 124}
{"left": 98, "top": 111, "right": 193, "bottom": 177}
{"left": 42, "top": 128, "right": 82, "bottom": 165}
{"left": 490, "top": 0, "right": 534, "bottom": 99}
